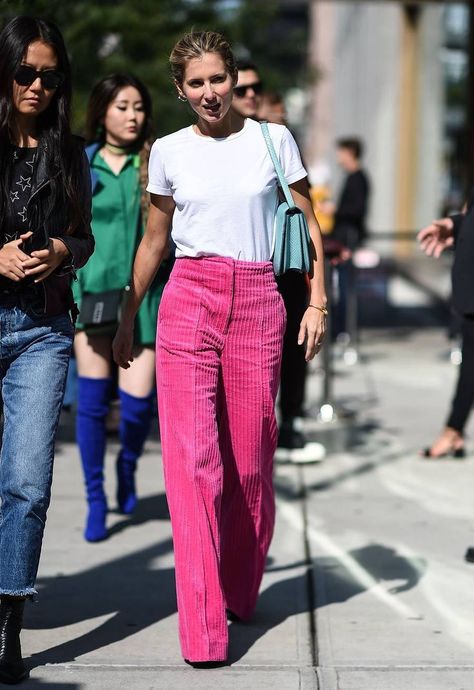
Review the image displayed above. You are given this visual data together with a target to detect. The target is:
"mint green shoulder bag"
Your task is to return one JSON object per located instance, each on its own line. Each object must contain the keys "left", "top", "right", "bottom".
{"left": 260, "top": 121, "right": 311, "bottom": 276}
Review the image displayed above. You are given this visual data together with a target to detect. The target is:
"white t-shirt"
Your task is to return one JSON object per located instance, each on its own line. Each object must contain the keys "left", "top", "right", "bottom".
{"left": 146, "top": 117, "right": 307, "bottom": 261}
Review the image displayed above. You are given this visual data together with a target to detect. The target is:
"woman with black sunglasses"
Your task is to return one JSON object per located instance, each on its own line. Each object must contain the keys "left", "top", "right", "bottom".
{"left": 0, "top": 16, "right": 94, "bottom": 683}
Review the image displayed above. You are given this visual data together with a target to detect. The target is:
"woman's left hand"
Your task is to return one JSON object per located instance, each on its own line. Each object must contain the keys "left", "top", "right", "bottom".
{"left": 298, "top": 307, "right": 326, "bottom": 361}
{"left": 22, "top": 239, "right": 70, "bottom": 282}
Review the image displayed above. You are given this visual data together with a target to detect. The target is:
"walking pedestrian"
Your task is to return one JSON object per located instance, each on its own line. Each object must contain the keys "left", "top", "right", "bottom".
{"left": 320, "top": 138, "right": 370, "bottom": 338}
{"left": 258, "top": 89, "right": 286, "bottom": 126}
{"left": 74, "top": 74, "right": 172, "bottom": 543}
{"left": 0, "top": 16, "right": 94, "bottom": 682}
{"left": 417, "top": 198, "right": 474, "bottom": 562}
{"left": 113, "top": 30, "right": 327, "bottom": 665}
{"left": 233, "top": 65, "right": 319, "bottom": 460}
{"left": 417, "top": 199, "right": 474, "bottom": 459}
{"left": 231, "top": 59, "right": 263, "bottom": 118}
{"left": 330, "top": 138, "right": 370, "bottom": 250}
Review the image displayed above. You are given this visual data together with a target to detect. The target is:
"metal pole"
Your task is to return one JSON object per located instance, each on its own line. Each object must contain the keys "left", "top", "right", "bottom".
{"left": 344, "top": 228, "right": 359, "bottom": 365}
{"left": 318, "top": 258, "right": 336, "bottom": 422}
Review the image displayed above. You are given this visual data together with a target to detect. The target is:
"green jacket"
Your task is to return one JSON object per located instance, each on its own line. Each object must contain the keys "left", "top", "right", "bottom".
{"left": 73, "top": 143, "right": 171, "bottom": 344}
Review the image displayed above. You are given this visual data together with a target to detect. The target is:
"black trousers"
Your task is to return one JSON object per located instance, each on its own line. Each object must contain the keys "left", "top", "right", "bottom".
{"left": 277, "top": 271, "right": 308, "bottom": 421}
{"left": 447, "top": 314, "right": 474, "bottom": 432}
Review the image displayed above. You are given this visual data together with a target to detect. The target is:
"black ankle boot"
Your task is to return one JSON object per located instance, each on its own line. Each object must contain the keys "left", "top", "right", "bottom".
{"left": 0, "top": 598, "right": 28, "bottom": 684}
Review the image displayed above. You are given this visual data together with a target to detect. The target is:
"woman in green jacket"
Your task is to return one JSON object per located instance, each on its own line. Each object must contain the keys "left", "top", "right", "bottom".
{"left": 75, "top": 74, "right": 170, "bottom": 542}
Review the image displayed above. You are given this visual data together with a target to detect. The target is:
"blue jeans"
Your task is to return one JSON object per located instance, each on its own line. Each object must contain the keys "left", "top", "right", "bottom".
{"left": 0, "top": 307, "right": 73, "bottom": 596}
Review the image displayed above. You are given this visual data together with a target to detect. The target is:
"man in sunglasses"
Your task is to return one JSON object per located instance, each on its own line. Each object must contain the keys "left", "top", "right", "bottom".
{"left": 232, "top": 62, "right": 325, "bottom": 464}
{"left": 232, "top": 60, "right": 264, "bottom": 120}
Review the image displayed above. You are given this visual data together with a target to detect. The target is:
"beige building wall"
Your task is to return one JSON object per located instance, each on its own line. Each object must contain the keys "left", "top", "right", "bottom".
{"left": 306, "top": 1, "right": 444, "bottom": 252}
{"left": 415, "top": 6, "right": 444, "bottom": 230}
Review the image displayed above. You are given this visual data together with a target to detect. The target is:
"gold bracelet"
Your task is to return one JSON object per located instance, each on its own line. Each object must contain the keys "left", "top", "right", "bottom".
{"left": 309, "top": 304, "right": 328, "bottom": 316}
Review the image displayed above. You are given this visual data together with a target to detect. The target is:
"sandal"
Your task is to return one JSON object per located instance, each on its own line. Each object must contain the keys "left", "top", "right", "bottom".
{"left": 420, "top": 427, "right": 465, "bottom": 459}
{"left": 421, "top": 445, "right": 465, "bottom": 459}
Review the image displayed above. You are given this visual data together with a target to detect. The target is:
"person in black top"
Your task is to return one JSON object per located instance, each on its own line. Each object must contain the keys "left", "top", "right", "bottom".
{"left": 332, "top": 138, "right": 370, "bottom": 250}
{"left": 322, "top": 138, "right": 370, "bottom": 337}
{"left": 418, "top": 193, "right": 474, "bottom": 564}
{"left": 417, "top": 195, "right": 474, "bottom": 461}
{"left": 231, "top": 70, "right": 323, "bottom": 460}
{"left": 0, "top": 16, "right": 94, "bottom": 683}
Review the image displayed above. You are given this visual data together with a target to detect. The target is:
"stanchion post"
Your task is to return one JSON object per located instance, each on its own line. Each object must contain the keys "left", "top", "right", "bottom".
{"left": 343, "top": 229, "right": 359, "bottom": 364}
{"left": 344, "top": 257, "right": 359, "bottom": 364}
{"left": 319, "top": 257, "right": 336, "bottom": 422}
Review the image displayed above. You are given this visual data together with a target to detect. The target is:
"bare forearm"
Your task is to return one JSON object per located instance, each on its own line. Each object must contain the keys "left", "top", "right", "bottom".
{"left": 122, "top": 232, "right": 168, "bottom": 326}
{"left": 120, "top": 195, "right": 175, "bottom": 328}
{"left": 308, "top": 217, "right": 327, "bottom": 307}
{"left": 289, "top": 182, "right": 328, "bottom": 361}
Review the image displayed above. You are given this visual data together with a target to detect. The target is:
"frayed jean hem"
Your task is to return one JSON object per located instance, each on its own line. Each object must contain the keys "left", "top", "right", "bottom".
{"left": 0, "top": 588, "right": 37, "bottom": 599}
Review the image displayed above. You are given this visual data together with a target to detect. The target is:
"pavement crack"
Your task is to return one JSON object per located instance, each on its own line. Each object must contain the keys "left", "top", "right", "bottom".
{"left": 298, "top": 465, "right": 318, "bottom": 669}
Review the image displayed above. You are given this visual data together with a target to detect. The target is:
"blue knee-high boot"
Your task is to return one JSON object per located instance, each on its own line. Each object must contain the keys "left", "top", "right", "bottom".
{"left": 76, "top": 377, "right": 112, "bottom": 542}
{"left": 116, "top": 389, "right": 154, "bottom": 514}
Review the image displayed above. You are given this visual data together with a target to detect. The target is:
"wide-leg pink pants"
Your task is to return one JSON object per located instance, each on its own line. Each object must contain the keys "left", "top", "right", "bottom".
{"left": 156, "top": 256, "right": 286, "bottom": 662}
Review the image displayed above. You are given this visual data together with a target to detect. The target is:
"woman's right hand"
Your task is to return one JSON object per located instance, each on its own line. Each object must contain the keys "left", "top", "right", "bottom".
{"left": 0, "top": 231, "right": 33, "bottom": 281}
{"left": 112, "top": 321, "right": 135, "bottom": 369}
{"left": 417, "top": 218, "right": 454, "bottom": 258}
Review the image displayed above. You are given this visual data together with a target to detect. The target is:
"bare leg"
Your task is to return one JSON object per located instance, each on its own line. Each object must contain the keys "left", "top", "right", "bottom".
{"left": 118, "top": 345, "right": 155, "bottom": 397}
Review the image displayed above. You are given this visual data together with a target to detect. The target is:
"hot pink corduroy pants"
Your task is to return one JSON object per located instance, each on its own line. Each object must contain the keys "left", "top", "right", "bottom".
{"left": 156, "top": 256, "right": 286, "bottom": 662}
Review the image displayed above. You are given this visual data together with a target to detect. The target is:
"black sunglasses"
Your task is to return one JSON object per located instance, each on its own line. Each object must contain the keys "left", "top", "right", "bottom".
{"left": 14, "top": 65, "right": 64, "bottom": 90}
{"left": 233, "top": 81, "right": 264, "bottom": 99}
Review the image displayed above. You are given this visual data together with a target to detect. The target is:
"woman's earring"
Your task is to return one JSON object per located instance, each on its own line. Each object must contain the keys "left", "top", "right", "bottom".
{"left": 177, "top": 93, "right": 187, "bottom": 102}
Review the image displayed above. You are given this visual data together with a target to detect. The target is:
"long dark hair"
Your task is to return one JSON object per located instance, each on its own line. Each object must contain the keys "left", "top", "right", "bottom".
{"left": 85, "top": 73, "right": 152, "bottom": 148}
{"left": 0, "top": 16, "right": 84, "bottom": 233}
{"left": 86, "top": 74, "right": 153, "bottom": 220}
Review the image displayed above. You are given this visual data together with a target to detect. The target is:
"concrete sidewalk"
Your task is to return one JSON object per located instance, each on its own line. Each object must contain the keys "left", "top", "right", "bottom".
{"left": 21, "top": 411, "right": 316, "bottom": 688}
{"left": 18, "top": 327, "right": 474, "bottom": 688}
{"left": 304, "top": 328, "right": 474, "bottom": 689}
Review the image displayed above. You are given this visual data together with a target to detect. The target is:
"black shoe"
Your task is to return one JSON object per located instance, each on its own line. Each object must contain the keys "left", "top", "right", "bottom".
{"left": 465, "top": 547, "right": 474, "bottom": 563}
{"left": 0, "top": 598, "right": 28, "bottom": 684}
{"left": 278, "top": 419, "right": 306, "bottom": 450}
{"left": 184, "top": 659, "right": 228, "bottom": 669}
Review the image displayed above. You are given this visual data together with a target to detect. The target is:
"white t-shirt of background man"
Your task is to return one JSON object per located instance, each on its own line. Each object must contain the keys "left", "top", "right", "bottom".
{"left": 146, "top": 117, "right": 307, "bottom": 262}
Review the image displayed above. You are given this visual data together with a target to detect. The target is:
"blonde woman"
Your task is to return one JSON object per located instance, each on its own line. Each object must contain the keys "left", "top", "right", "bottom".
{"left": 113, "top": 31, "right": 326, "bottom": 665}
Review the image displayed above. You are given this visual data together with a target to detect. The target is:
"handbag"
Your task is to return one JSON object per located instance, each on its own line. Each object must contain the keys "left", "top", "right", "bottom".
{"left": 78, "top": 288, "right": 126, "bottom": 334}
{"left": 260, "top": 121, "right": 311, "bottom": 276}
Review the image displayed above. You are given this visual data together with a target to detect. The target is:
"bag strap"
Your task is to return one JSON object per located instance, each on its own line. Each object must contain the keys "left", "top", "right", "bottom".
{"left": 260, "top": 121, "right": 295, "bottom": 209}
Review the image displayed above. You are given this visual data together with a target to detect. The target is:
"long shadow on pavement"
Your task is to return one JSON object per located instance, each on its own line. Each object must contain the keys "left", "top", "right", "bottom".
{"left": 304, "top": 446, "right": 410, "bottom": 493}
{"left": 314, "top": 543, "right": 426, "bottom": 606}
{"left": 25, "top": 494, "right": 175, "bottom": 672}
{"left": 230, "top": 544, "right": 425, "bottom": 662}
{"left": 106, "top": 492, "right": 170, "bottom": 537}
{"left": 28, "top": 535, "right": 309, "bottom": 670}
{"left": 27, "top": 485, "right": 315, "bottom": 670}
{"left": 24, "top": 481, "right": 423, "bottom": 670}
{"left": 228, "top": 568, "right": 310, "bottom": 663}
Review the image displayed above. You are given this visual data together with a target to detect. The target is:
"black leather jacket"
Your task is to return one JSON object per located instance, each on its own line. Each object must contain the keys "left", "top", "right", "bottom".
{"left": 3, "top": 138, "right": 95, "bottom": 317}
